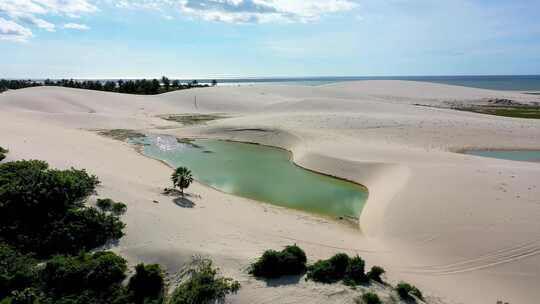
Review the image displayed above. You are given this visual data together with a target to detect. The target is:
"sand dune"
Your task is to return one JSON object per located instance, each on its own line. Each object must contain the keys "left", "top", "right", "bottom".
{"left": 1, "top": 81, "right": 540, "bottom": 304}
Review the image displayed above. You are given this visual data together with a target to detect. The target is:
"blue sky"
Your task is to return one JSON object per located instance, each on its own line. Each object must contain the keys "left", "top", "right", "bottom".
{"left": 1, "top": 0, "right": 539, "bottom": 78}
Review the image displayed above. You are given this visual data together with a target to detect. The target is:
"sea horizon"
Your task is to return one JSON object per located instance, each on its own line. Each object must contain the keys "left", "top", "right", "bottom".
{"left": 10, "top": 75, "right": 540, "bottom": 91}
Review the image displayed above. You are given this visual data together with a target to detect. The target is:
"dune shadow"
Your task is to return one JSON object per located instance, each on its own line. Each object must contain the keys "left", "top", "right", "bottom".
{"left": 173, "top": 196, "right": 196, "bottom": 208}
{"left": 261, "top": 274, "right": 303, "bottom": 287}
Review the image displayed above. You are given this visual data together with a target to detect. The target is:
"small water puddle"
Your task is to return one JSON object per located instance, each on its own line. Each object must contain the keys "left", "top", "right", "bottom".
{"left": 464, "top": 150, "right": 540, "bottom": 163}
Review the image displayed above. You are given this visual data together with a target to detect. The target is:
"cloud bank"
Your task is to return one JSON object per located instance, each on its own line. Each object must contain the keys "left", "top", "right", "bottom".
{"left": 0, "top": 0, "right": 97, "bottom": 41}
{"left": 116, "top": 0, "right": 358, "bottom": 23}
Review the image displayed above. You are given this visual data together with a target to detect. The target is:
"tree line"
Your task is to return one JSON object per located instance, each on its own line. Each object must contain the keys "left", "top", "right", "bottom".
{"left": 0, "top": 77, "right": 217, "bottom": 95}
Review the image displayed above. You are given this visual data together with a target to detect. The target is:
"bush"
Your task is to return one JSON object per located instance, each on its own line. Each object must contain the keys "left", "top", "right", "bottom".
{"left": 0, "top": 160, "right": 124, "bottom": 257}
{"left": 366, "top": 266, "right": 385, "bottom": 283}
{"left": 96, "top": 198, "right": 113, "bottom": 211}
{"left": 169, "top": 259, "right": 240, "bottom": 304}
{"left": 0, "top": 244, "right": 37, "bottom": 299}
{"left": 307, "top": 253, "right": 368, "bottom": 285}
{"left": 97, "top": 199, "right": 127, "bottom": 216}
{"left": 249, "top": 245, "right": 307, "bottom": 278}
{"left": 344, "top": 255, "right": 367, "bottom": 285}
{"left": 39, "top": 251, "right": 127, "bottom": 302}
{"left": 0, "top": 147, "right": 7, "bottom": 162}
{"left": 127, "top": 264, "right": 165, "bottom": 304}
{"left": 396, "top": 282, "right": 423, "bottom": 300}
{"left": 307, "top": 253, "right": 349, "bottom": 283}
{"left": 0, "top": 287, "right": 45, "bottom": 304}
{"left": 359, "top": 292, "right": 382, "bottom": 304}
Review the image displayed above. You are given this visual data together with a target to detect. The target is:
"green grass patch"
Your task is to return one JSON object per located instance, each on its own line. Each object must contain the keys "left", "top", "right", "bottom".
{"left": 159, "top": 114, "right": 227, "bottom": 126}
{"left": 456, "top": 105, "right": 540, "bottom": 119}
{"left": 97, "top": 129, "right": 146, "bottom": 141}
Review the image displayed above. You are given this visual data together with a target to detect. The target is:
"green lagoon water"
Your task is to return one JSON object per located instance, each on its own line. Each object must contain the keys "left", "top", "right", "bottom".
{"left": 135, "top": 135, "right": 368, "bottom": 218}
{"left": 465, "top": 150, "right": 540, "bottom": 163}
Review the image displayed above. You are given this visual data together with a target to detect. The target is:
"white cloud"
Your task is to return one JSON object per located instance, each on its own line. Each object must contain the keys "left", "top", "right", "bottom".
{"left": 0, "top": 17, "right": 33, "bottom": 42}
{"left": 113, "top": 0, "right": 357, "bottom": 23}
{"left": 179, "top": 0, "right": 357, "bottom": 23}
{"left": 63, "top": 22, "right": 90, "bottom": 30}
{"left": 0, "top": 0, "right": 97, "bottom": 41}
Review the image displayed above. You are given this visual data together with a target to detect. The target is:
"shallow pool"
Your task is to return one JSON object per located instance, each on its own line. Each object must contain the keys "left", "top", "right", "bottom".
{"left": 465, "top": 150, "right": 540, "bottom": 163}
{"left": 134, "top": 135, "right": 368, "bottom": 219}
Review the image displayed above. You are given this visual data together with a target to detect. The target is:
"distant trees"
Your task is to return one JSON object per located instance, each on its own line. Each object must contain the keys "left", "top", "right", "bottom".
{"left": 171, "top": 167, "right": 193, "bottom": 197}
{"left": 0, "top": 80, "right": 41, "bottom": 93}
{"left": 0, "top": 77, "right": 211, "bottom": 95}
{"left": 162, "top": 76, "right": 170, "bottom": 91}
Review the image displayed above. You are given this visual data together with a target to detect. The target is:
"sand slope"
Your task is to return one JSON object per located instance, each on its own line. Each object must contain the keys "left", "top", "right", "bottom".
{"left": 1, "top": 81, "right": 540, "bottom": 304}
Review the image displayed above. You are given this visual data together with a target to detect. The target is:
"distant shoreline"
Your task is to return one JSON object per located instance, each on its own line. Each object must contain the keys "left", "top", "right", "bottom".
{"left": 5, "top": 75, "right": 540, "bottom": 91}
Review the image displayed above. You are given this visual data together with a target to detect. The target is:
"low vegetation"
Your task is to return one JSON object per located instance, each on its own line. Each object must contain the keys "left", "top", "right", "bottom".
{"left": 0, "top": 150, "right": 240, "bottom": 304}
{"left": 455, "top": 105, "right": 540, "bottom": 119}
{"left": 159, "top": 114, "right": 227, "bottom": 126}
{"left": 307, "top": 253, "right": 367, "bottom": 285}
{"left": 0, "top": 77, "right": 216, "bottom": 95}
{"left": 366, "top": 266, "right": 385, "bottom": 283}
{"left": 127, "top": 264, "right": 166, "bottom": 304}
{"left": 170, "top": 259, "right": 240, "bottom": 304}
{"left": 396, "top": 281, "right": 424, "bottom": 301}
{"left": 97, "top": 129, "right": 146, "bottom": 142}
{"left": 0, "top": 159, "right": 124, "bottom": 257}
{"left": 249, "top": 245, "right": 307, "bottom": 278}
{"left": 0, "top": 147, "right": 7, "bottom": 161}
{"left": 357, "top": 292, "right": 382, "bottom": 304}
{"left": 252, "top": 246, "right": 426, "bottom": 303}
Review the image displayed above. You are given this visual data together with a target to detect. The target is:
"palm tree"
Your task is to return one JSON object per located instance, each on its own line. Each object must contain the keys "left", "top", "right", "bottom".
{"left": 171, "top": 167, "right": 193, "bottom": 197}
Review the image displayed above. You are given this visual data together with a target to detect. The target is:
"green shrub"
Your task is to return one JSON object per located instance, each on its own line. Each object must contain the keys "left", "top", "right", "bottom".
{"left": 0, "top": 288, "right": 45, "bottom": 304}
{"left": 344, "top": 255, "right": 367, "bottom": 285}
{"left": 0, "top": 147, "right": 7, "bottom": 162}
{"left": 39, "top": 251, "right": 127, "bottom": 302}
{"left": 306, "top": 253, "right": 350, "bottom": 283}
{"left": 0, "top": 160, "right": 124, "bottom": 257}
{"left": 307, "top": 253, "right": 369, "bottom": 285}
{"left": 169, "top": 259, "right": 240, "bottom": 304}
{"left": 96, "top": 198, "right": 113, "bottom": 211}
{"left": 359, "top": 292, "right": 381, "bottom": 304}
{"left": 396, "top": 282, "right": 423, "bottom": 300}
{"left": 249, "top": 245, "right": 307, "bottom": 278}
{"left": 0, "top": 244, "right": 37, "bottom": 299}
{"left": 366, "top": 266, "right": 385, "bottom": 283}
{"left": 127, "top": 264, "right": 165, "bottom": 304}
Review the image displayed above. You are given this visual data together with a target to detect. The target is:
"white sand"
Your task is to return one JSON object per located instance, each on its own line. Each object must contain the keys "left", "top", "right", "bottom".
{"left": 1, "top": 81, "right": 540, "bottom": 303}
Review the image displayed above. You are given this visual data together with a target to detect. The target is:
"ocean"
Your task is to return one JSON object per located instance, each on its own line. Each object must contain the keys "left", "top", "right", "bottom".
{"left": 188, "top": 75, "right": 540, "bottom": 91}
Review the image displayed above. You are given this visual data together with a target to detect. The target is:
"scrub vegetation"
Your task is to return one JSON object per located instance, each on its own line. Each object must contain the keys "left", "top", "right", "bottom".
{"left": 455, "top": 105, "right": 540, "bottom": 119}
{"left": 249, "top": 245, "right": 307, "bottom": 278}
{"left": 159, "top": 114, "right": 227, "bottom": 126}
{"left": 251, "top": 246, "right": 426, "bottom": 303}
{"left": 97, "top": 129, "right": 146, "bottom": 142}
{"left": 0, "top": 150, "right": 240, "bottom": 304}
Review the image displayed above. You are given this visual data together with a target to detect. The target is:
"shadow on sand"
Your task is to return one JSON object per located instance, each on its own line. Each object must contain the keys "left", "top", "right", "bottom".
{"left": 173, "top": 196, "right": 196, "bottom": 208}
{"left": 260, "top": 274, "right": 303, "bottom": 287}
{"left": 164, "top": 188, "right": 200, "bottom": 208}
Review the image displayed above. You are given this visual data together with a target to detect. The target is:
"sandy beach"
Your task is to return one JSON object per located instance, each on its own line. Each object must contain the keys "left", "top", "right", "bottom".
{"left": 1, "top": 80, "right": 540, "bottom": 304}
